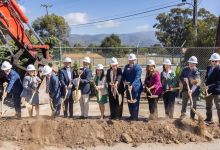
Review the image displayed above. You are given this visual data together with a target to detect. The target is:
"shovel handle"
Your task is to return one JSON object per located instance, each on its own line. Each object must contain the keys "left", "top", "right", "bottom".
{"left": 1, "top": 83, "right": 8, "bottom": 116}
{"left": 184, "top": 78, "right": 204, "bottom": 119}
{"left": 128, "top": 86, "right": 133, "bottom": 101}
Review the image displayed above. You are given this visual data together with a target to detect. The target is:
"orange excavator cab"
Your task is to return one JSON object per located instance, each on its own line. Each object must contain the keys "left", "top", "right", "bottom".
{"left": 0, "top": 0, "right": 50, "bottom": 76}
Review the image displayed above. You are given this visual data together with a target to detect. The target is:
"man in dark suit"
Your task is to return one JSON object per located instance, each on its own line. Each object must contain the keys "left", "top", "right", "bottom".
{"left": 205, "top": 53, "right": 220, "bottom": 126}
{"left": 79, "top": 57, "right": 92, "bottom": 119}
{"left": 43, "top": 65, "right": 62, "bottom": 117}
{"left": 1, "top": 61, "right": 23, "bottom": 118}
{"left": 59, "top": 57, "right": 76, "bottom": 118}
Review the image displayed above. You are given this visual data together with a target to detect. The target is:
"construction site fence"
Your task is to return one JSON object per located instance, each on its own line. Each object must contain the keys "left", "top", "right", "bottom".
{"left": 52, "top": 46, "right": 219, "bottom": 68}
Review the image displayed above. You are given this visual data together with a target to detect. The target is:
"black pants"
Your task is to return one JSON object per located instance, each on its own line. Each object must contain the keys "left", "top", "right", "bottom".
{"left": 64, "top": 96, "right": 73, "bottom": 117}
{"left": 13, "top": 94, "right": 21, "bottom": 116}
{"left": 148, "top": 98, "right": 158, "bottom": 117}
{"left": 109, "top": 93, "right": 123, "bottom": 119}
{"left": 163, "top": 91, "right": 175, "bottom": 118}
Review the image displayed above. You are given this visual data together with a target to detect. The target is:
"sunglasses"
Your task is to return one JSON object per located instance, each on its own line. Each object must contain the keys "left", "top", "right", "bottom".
{"left": 4, "top": 69, "right": 10, "bottom": 72}
{"left": 212, "top": 61, "right": 218, "bottom": 63}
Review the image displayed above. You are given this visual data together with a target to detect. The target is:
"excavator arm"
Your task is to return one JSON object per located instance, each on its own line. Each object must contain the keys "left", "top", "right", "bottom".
{"left": 0, "top": 0, "right": 50, "bottom": 71}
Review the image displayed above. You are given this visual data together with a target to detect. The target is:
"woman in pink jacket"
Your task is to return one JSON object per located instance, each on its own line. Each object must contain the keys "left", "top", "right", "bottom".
{"left": 144, "top": 59, "right": 163, "bottom": 120}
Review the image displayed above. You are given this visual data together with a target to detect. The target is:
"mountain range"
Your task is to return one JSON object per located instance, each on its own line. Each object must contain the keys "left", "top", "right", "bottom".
{"left": 68, "top": 31, "right": 159, "bottom": 47}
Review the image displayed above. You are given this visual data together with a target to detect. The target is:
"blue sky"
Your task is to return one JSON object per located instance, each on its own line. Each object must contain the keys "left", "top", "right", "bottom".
{"left": 18, "top": 0, "right": 220, "bottom": 35}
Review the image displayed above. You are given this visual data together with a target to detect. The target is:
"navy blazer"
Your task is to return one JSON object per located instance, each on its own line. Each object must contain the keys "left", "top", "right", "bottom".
{"left": 122, "top": 64, "right": 143, "bottom": 95}
{"left": 205, "top": 65, "right": 220, "bottom": 94}
{"left": 6, "top": 70, "right": 23, "bottom": 96}
{"left": 49, "top": 73, "right": 62, "bottom": 104}
{"left": 79, "top": 67, "right": 92, "bottom": 94}
{"left": 179, "top": 67, "right": 200, "bottom": 97}
{"left": 59, "top": 67, "right": 76, "bottom": 91}
{"left": 106, "top": 68, "right": 125, "bottom": 94}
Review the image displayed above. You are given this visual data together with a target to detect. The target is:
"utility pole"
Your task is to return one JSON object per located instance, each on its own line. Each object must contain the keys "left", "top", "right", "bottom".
{"left": 41, "top": 4, "right": 53, "bottom": 15}
{"left": 192, "top": 0, "right": 198, "bottom": 40}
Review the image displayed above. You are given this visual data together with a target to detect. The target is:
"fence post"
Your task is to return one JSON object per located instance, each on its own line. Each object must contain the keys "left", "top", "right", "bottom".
{"left": 171, "top": 48, "right": 174, "bottom": 64}
{"left": 59, "top": 43, "right": 62, "bottom": 67}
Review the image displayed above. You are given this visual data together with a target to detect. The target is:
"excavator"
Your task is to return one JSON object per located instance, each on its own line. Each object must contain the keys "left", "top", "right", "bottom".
{"left": 0, "top": 0, "right": 52, "bottom": 115}
{"left": 0, "top": 0, "right": 50, "bottom": 80}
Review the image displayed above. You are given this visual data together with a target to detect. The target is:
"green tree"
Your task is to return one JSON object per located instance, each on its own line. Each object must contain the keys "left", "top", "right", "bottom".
{"left": 73, "top": 43, "right": 82, "bottom": 47}
{"left": 196, "top": 8, "right": 218, "bottom": 46}
{"left": 100, "top": 34, "right": 121, "bottom": 47}
{"left": 100, "top": 34, "right": 128, "bottom": 57}
{"left": 154, "top": 8, "right": 218, "bottom": 47}
{"left": 32, "top": 13, "right": 70, "bottom": 42}
{"left": 88, "top": 43, "right": 97, "bottom": 47}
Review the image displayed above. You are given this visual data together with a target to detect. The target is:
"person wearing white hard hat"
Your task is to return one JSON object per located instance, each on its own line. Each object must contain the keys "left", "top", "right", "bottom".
{"left": 144, "top": 59, "right": 163, "bottom": 120}
{"left": 179, "top": 56, "right": 201, "bottom": 119}
{"left": 106, "top": 57, "right": 124, "bottom": 120}
{"left": 204, "top": 53, "right": 220, "bottom": 125}
{"left": 160, "top": 59, "right": 178, "bottom": 119}
{"left": 122, "top": 53, "right": 142, "bottom": 120}
{"left": 1, "top": 61, "right": 23, "bottom": 118}
{"left": 78, "top": 56, "right": 92, "bottom": 119}
{"left": 43, "top": 65, "right": 62, "bottom": 117}
{"left": 20, "top": 64, "right": 41, "bottom": 117}
{"left": 58, "top": 57, "right": 76, "bottom": 118}
{"left": 94, "top": 64, "right": 108, "bottom": 120}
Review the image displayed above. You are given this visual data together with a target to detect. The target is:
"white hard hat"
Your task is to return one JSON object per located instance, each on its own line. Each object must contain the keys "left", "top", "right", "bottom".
{"left": 188, "top": 56, "right": 198, "bottom": 64}
{"left": 83, "top": 57, "right": 91, "bottom": 63}
{"left": 26, "top": 64, "right": 36, "bottom": 71}
{"left": 42, "top": 65, "right": 52, "bottom": 75}
{"left": 96, "top": 64, "right": 104, "bottom": 70}
{"left": 110, "top": 57, "right": 118, "bottom": 65}
{"left": 147, "top": 59, "right": 156, "bottom": 66}
{"left": 63, "top": 57, "right": 72, "bottom": 63}
{"left": 209, "top": 53, "right": 220, "bottom": 61}
{"left": 128, "top": 53, "right": 137, "bottom": 61}
{"left": 163, "top": 59, "right": 172, "bottom": 65}
{"left": 1, "top": 61, "right": 12, "bottom": 70}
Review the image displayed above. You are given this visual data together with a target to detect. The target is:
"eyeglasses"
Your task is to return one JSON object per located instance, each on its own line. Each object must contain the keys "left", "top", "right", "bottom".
{"left": 212, "top": 61, "right": 218, "bottom": 63}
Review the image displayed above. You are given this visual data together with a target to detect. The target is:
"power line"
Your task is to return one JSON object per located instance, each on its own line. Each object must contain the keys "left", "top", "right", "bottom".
{"left": 68, "top": 2, "right": 185, "bottom": 27}
{"left": 65, "top": 13, "right": 160, "bottom": 29}
{"left": 83, "top": 0, "right": 180, "bottom": 22}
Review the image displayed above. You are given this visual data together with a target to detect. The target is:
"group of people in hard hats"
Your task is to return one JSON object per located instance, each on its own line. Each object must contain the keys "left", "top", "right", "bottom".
{"left": 1, "top": 52, "right": 220, "bottom": 126}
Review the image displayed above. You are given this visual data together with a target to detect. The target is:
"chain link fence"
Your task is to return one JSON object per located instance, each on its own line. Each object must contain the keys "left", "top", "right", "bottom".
{"left": 50, "top": 46, "right": 220, "bottom": 84}
{"left": 51, "top": 46, "right": 219, "bottom": 67}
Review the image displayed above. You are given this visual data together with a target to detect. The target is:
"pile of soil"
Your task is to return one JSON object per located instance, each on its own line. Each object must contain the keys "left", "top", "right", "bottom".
{"left": 0, "top": 116, "right": 219, "bottom": 150}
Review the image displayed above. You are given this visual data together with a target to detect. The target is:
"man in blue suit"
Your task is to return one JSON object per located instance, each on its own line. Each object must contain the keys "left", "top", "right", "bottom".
{"left": 59, "top": 57, "right": 76, "bottom": 118}
{"left": 42, "top": 65, "right": 62, "bottom": 117}
{"left": 1, "top": 61, "right": 23, "bottom": 118}
{"left": 79, "top": 57, "right": 92, "bottom": 119}
{"left": 123, "top": 53, "right": 143, "bottom": 120}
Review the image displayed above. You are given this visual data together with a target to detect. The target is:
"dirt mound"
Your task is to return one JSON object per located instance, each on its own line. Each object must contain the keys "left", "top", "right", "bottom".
{"left": 0, "top": 117, "right": 219, "bottom": 150}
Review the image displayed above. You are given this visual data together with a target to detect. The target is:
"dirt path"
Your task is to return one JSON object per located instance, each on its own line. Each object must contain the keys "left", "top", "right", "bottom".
{"left": 0, "top": 98, "right": 220, "bottom": 150}
{"left": 0, "top": 116, "right": 219, "bottom": 150}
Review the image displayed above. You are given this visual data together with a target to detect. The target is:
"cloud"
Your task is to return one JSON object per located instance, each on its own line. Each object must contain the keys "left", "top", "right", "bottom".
{"left": 96, "top": 20, "right": 120, "bottom": 28}
{"left": 64, "top": 12, "right": 89, "bottom": 25}
{"left": 18, "top": 4, "right": 26, "bottom": 13}
{"left": 136, "top": 24, "right": 154, "bottom": 32}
